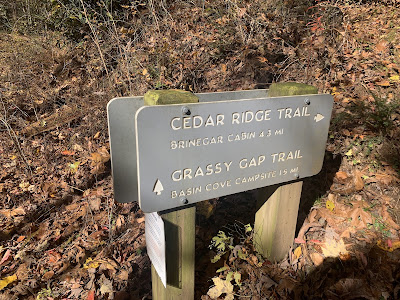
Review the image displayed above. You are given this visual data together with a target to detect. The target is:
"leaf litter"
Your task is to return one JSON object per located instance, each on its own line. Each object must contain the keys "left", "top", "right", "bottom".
{"left": 0, "top": 0, "right": 400, "bottom": 299}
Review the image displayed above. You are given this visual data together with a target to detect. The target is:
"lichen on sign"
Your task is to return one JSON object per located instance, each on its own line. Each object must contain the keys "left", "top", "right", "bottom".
{"left": 268, "top": 82, "right": 318, "bottom": 97}
{"left": 144, "top": 89, "right": 199, "bottom": 106}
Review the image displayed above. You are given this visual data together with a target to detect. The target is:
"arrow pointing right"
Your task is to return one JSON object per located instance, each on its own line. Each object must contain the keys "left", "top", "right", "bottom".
{"left": 314, "top": 113, "right": 325, "bottom": 122}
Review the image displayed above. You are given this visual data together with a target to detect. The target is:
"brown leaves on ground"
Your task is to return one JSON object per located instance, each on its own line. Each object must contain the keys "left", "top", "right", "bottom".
{"left": 330, "top": 169, "right": 364, "bottom": 194}
{"left": 207, "top": 277, "right": 234, "bottom": 300}
{"left": 1, "top": 0, "right": 400, "bottom": 299}
{"left": 90, "top": 147, "right": 110, "bottom": 175}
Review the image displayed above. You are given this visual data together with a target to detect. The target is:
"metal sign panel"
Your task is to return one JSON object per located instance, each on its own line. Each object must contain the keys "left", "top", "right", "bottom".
{"left": 107, "top": 89, "right": 268, "bottom": 204}
{"left": 135, "top": 94, "right": 333, "bottom": 213}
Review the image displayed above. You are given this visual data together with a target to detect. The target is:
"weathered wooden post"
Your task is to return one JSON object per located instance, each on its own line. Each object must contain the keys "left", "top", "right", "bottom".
{"left": 144, "top": 90, "right": 197, "bottom": 300}
{"left": 254, "top": 82, "right": 318, "bottom": 261}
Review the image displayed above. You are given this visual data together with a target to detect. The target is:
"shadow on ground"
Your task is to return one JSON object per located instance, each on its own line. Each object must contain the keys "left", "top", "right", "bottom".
{"left": 291, "top": 245, "right": 400, "bottom": 299}
{"left": 195, "top": 151, "right": 342, "bottom": 298}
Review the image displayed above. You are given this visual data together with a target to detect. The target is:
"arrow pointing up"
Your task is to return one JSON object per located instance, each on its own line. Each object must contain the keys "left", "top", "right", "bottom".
{"left": 314, "top": 113, "right": 325, "bottom": 122}
{"left": 153, "top": 179, "right": 164, "bottom": 196}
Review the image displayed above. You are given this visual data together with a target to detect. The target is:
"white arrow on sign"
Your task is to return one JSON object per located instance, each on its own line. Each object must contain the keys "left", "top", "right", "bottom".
{"left": 314, "top": 113, "right": 325, "bottom": 122}
{"left": 153, "top": 179, "right": 164, "bottom": 196}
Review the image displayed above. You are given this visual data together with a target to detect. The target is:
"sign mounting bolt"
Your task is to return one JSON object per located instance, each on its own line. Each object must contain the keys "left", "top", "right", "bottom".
{"left": 180, "top": 197, "right": 189, "bottom": 205}
{"left": 304, "top": 98, "right": 310, "bottom": 105}
{"left": 294, "top": 173, "right": 300, "bottom": 179}
{"left": 182, "top": 106, "right": 191, "bottom": 115}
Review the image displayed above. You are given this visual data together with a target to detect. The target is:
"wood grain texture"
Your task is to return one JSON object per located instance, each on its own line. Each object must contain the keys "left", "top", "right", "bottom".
{"left": 254, "top": 182, "right": 303, "bottom": 261}
{"left": 254, "top": 82, "right": 317, "bottom": 261}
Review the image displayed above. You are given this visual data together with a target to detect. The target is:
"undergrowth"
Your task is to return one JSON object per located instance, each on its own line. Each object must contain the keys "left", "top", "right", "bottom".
{"left": 354, "top": 92, "right": 400, "bottom": 135}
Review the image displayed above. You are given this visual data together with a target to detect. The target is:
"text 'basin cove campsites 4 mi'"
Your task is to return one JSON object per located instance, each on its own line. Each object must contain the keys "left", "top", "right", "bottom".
{"left": 136, "top": 95, "right": 333, "bottom": 213}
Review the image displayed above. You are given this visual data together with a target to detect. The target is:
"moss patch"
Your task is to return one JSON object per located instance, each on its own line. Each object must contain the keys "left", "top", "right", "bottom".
{"left": 144, "top": 89, "right": 199, "bottom": 106}
{"left": 268, "top": 82, "right": 318, "bottom": 97}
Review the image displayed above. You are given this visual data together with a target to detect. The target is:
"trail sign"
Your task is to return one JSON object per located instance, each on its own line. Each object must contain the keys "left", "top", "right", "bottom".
{"left": 107, "top": 89, "right": 269, "bottom": 204}
{"left": 135, "top": 94, "right": 333, "bottom": 213}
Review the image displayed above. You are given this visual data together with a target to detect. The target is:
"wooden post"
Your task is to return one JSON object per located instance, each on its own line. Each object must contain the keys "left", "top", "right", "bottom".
{"left": 254, "top": 82, "right": 318, "bottom": 261}
{"left": 145, "top": 89, "right": 197, "bottom": 300}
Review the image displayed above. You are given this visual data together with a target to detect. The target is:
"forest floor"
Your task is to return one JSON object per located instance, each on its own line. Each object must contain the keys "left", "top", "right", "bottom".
{"left": 0, "top": 1, "right": 400, "bottom": 299}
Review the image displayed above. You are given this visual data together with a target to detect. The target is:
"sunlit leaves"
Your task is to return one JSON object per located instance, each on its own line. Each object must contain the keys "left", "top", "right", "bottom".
{"left": 326, "top": 200, "right": 335, "bottom": 212}
{"left": 0, "top": 274, "right": 17, "bottom": 291}
{"left": 69, "top": 161, "right": 80, "bottom": 173}
{"left": 294, "top": 246, "right": 302, "bottom": 259}
{"left": 210, "top": 231, "right": 231, "bottom": 252}
{"left": 207, "top": 277, "right": 234, "bottom": 300}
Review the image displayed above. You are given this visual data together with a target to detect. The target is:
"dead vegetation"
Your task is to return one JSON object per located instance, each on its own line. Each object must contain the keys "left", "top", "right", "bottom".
{"left": 0, "top": 0, "right": 400, "bottom": 299}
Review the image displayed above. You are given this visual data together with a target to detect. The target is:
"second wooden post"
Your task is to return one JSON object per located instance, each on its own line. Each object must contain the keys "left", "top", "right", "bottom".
{"left": 254, "top": 82, "right": 318, "bottom": 261}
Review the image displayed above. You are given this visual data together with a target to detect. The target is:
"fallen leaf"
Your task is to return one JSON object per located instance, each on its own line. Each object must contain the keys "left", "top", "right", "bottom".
{"left": 42, "top": 270, "right": 54, "bottom": 281}
{"left": 136, "top": 217, "right": 145, "bottom": 224}
{"left": 310, "top": 239, "right": 323, "bottom": 244}
{"left": 249, "top": 254, "right": 259, "bottom": 266}
{"left": 376, "top": 80, "right": 390, "bottom": 87}
{"left": 294, "top": 246, "right": 302, "bottom": 259}
{"left": 47, "top": 251, "right": 62, "bottom": 264}
{"left": 294, "top": 238, "right": 306, "bottom": 244}
{"left": 61, "top": 150, "right": 75, "bottom": 156}
{"left": 375, "top": 40, "right": 388, "bottom": 52}
{"left": 83, "top": 258, "right": 100, "bottom": 269}
{"left": 207, "top": 277, "right": 234, "bottom": 300}
{"left": 89, "top": 197, "right": 101, "bottom": 211}
{"left": 90, "top": 147, "right": 110, "bottom": 174}
{"left": 335, "top": 171, "right": 349, "bottom": 182}
{"left": 389, "top": 75, "right": 400, "bottom": 82}
{"left": 116, "top": 270, "right": 129, "bottom": 281}
{"left": 321, "top": 238, "right": 348, "bottom": 258}
{"left": 87, "top": 290, "right": 95, "bottom": 300}
{"left": 93, "top": 131, "right": 101, "bottom": 139}
{"left": 377, "top": 240, "right": 400, "bottom": 252}
{"left": 69, "top": 161, "right": 80, "bottom": 173}
{"left": 99, "top": 274, "right": 113, "bottom": 295}
{"left": 99, "top": 259, "right": 118, "bottom": 274}
{"left": 349, "top": 201, "right": 372, "bottom": 229}
{"left": 17, "top": 236, "right": 25, "bottom": 242}
{"left": 308, "top": 209, "right": 318, "bottom": 222}
{"left": 342, "top": 129, "right": 351, "bottom": 136}
{"left": 72, "top": 144, "right": 84, "bottom": 152}
{"left": 234, "top": 271, "right": 241, "bottom": 286}
{"left": 19, "top": 181, "right": 30, "bottom": 190}
{"left": 0, "top": 274, "right": 17, "bottom": 291}
{"left": 15, "top": 263, "right": 28, "bottom": 281}
{"left": 221, "top": 64, "right": 227, "bottom": 73}
{"left": 12, "top": 207, "right": 25, "bottom": 216}
{"left": 0, "top": 249, "right": 11, "bottom": 265}
{"left": 326, "top": 200, "right": 335, "bottom": 212}
{"left": 354, "top": 170, "right": 364, "bottom": 191}
{"left": 374, "top": 173, "right": 394, "bottom": 185}
{"left": 310, "top": 252, "right": 324, "bottom": 266}
{"left": 380, "top": 206, "right": 400, "bottom": 230}
{"left": 115, "top": 215, "right": 124, "bottom": 228}
{"left": 89, "top": 230, "right": 104, "bottom": 240}
{"left": 340, "top": 228, "right": 352, "bottom": 239}
{"left": 65, "top": 203, "right": 79, "bottom": 211}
